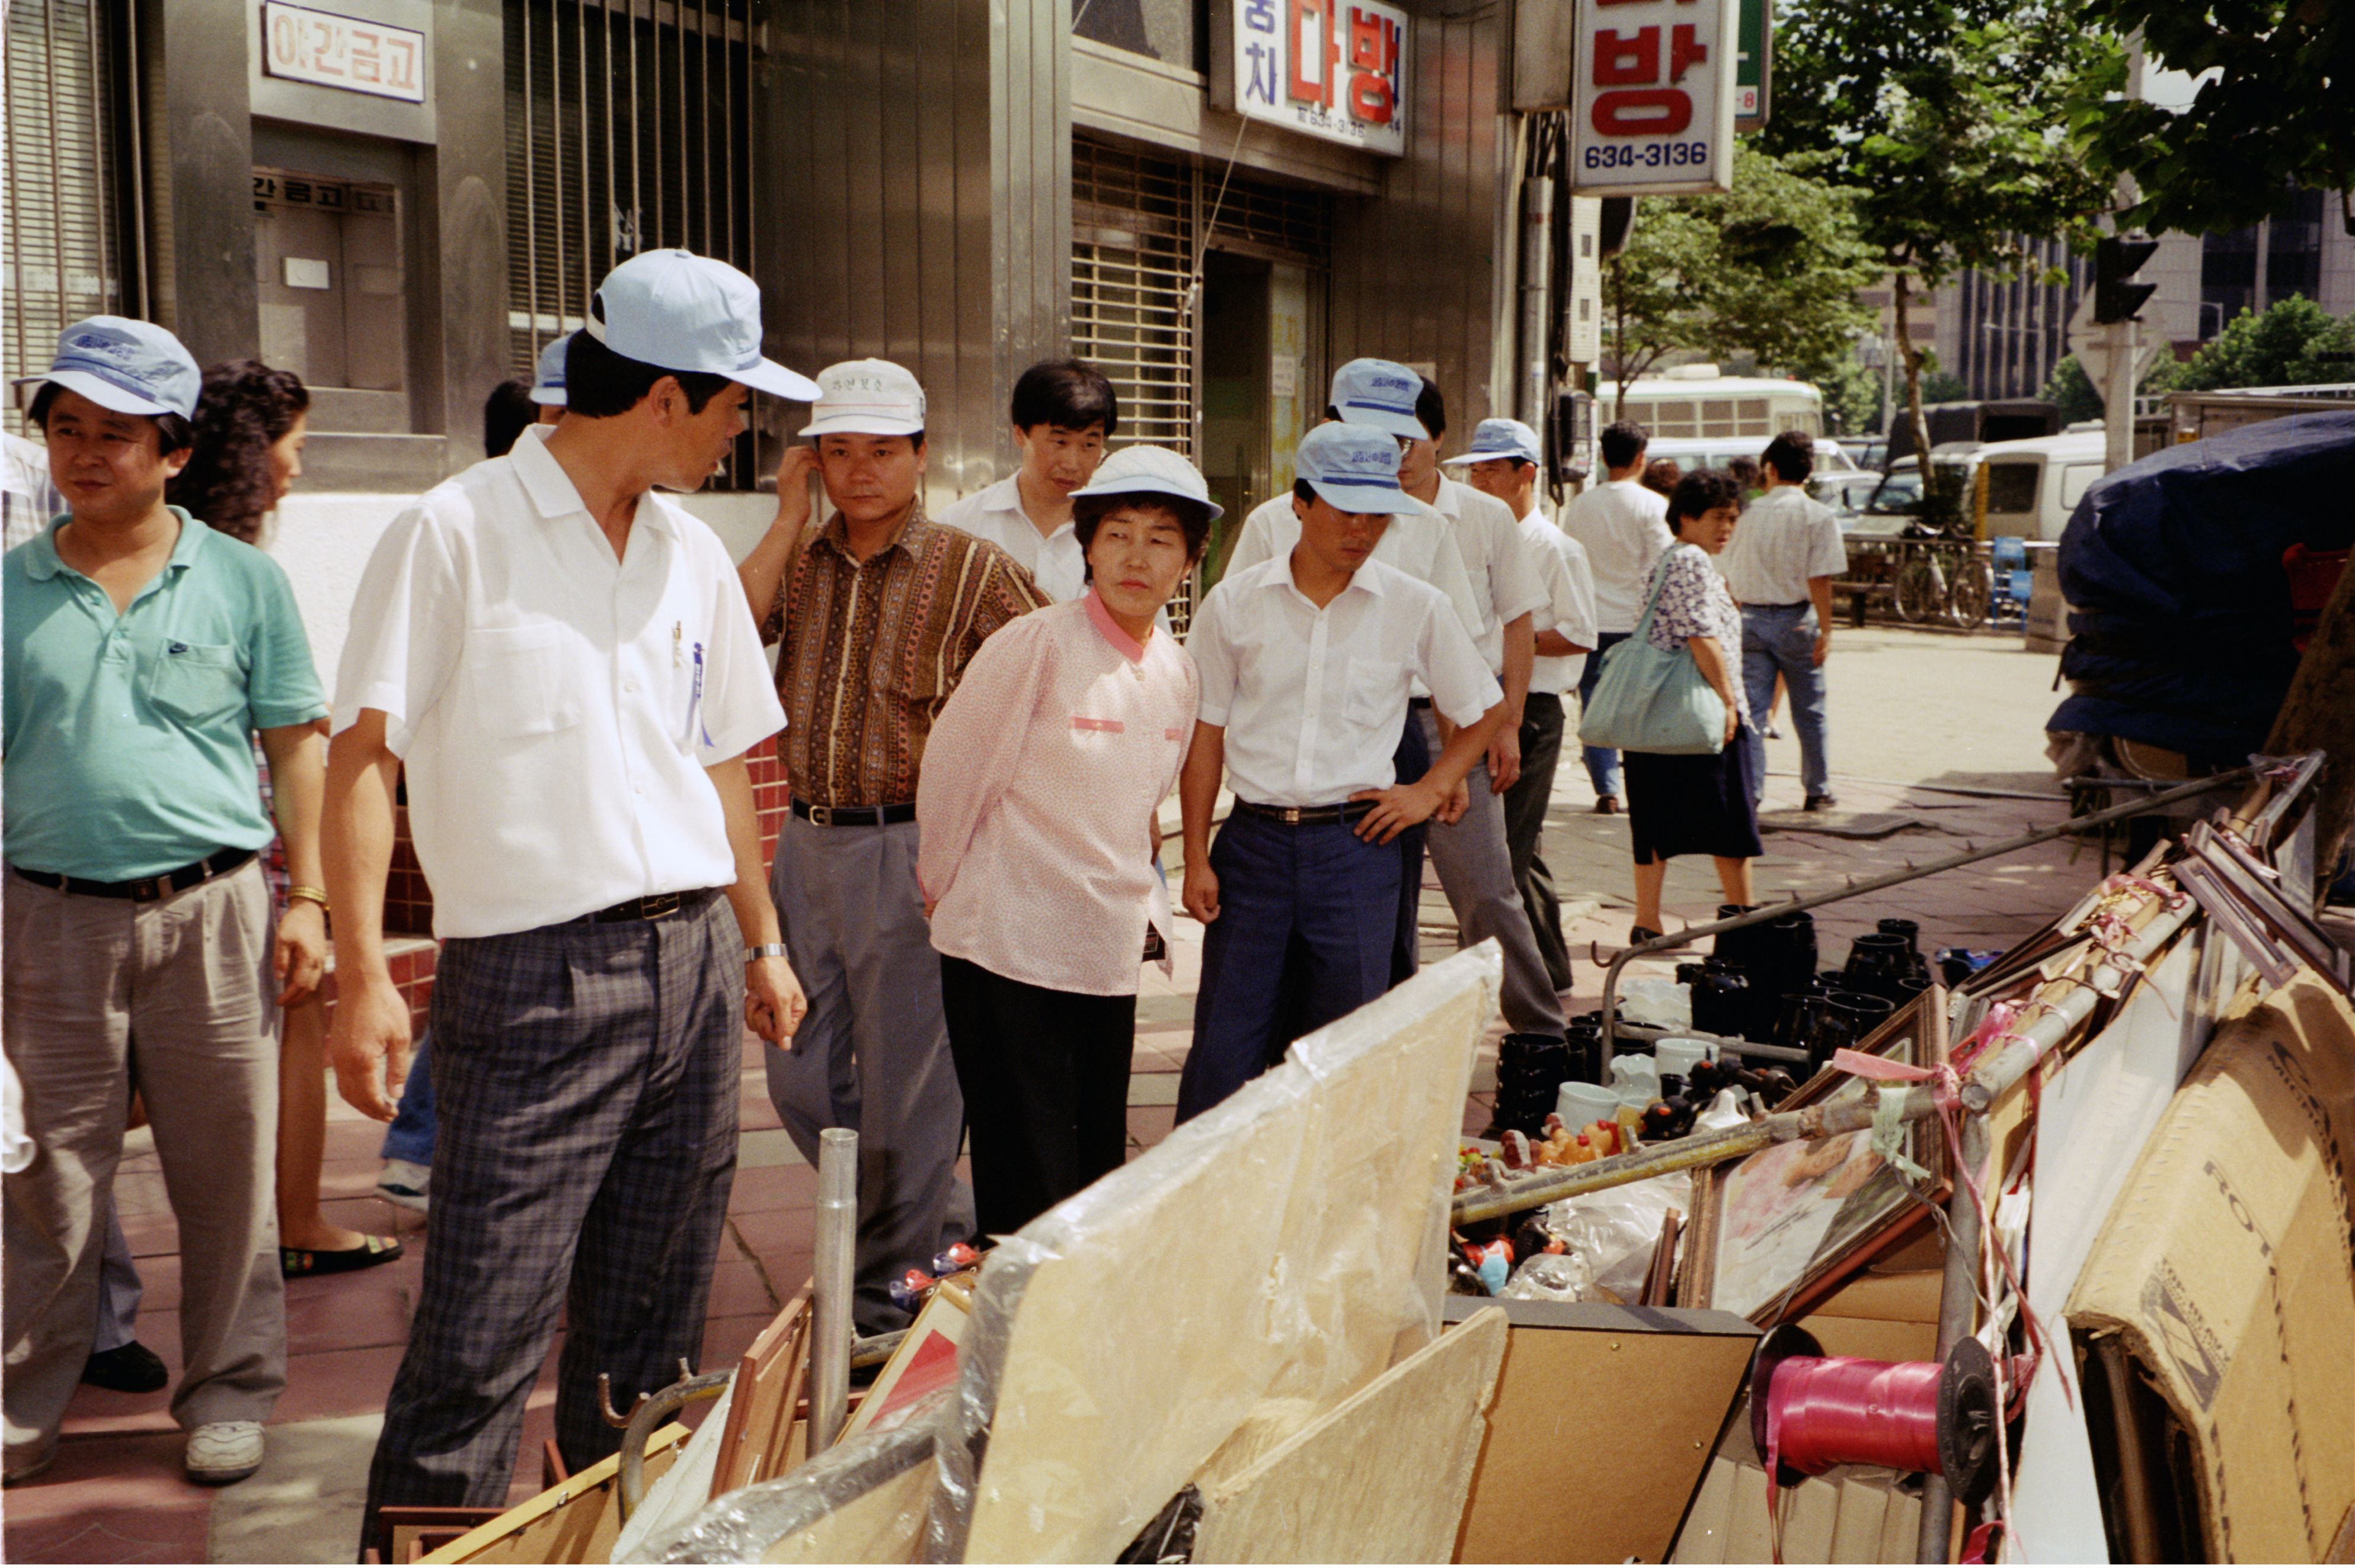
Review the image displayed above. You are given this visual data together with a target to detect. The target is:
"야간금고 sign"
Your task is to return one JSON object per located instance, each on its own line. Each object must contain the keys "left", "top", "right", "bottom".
{"left": 263, "top": 2, "right": 427, "bottom": 104}
{"left": 1569, "top": 0, "right": 1737, "bottom": 196}
{"left": 1229, "top": 0, "right": 1409, "bottom": 159}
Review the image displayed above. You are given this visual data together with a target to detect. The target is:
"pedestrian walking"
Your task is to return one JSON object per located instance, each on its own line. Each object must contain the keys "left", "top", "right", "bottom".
{"left": 1176, "top": 423, "right": 1506, "bottom": 1121}
{"left": 1562, "top": 421, "right": 1674, "bottom": 815}
{"left": 1446, "top": 418, "right": 1598, "bottom": 991}
{"left": 1617, "top": 470, "right": 1762, "bottom": 942}
{"left": 737, "top": 359, "right": 1047, "bottom": 1333}
{"left": 5, "top": 318, "right": 327, "bottom": 1487}
{"left": 934, "top": 359, "right": 1117, "bottom": 603}
{"left": 325, "top": 250, "right": 810, "bottom": 1531}
{"left": 1720, "top": 429, "right": 1847, "bottom": 811}
{"left": 919, "top": 446, "right": 1212, "bottom": 1233}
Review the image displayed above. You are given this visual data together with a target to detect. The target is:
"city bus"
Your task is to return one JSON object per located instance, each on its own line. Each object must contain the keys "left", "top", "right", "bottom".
{"left": 1595, "top": 367, "right": 1826, "bottom": 440}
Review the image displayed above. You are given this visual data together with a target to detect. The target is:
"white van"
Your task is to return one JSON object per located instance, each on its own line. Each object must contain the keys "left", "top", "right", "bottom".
{"left": 1641, "top": 435, "right": 1861, "bottom": 475}
{"left": 1973, "top": 431, "right": 2108, "bottom": 542}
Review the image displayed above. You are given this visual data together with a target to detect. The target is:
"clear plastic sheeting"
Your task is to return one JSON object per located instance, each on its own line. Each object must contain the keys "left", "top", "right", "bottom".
{"left": 637, "top": 1387, "right": 950, "bottom": 1564}
{"left": 928, "top": 946, "right": 1504, "bottom": 1564}
{"left": 1542, "top": 1170, "right": 1692, "bottom": 1303}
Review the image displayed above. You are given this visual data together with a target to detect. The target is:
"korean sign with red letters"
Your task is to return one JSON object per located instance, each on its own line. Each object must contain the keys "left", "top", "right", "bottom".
{"left": 1570, "top": 0, "right": 1737, "bottom": 195}
{"left": 263, "top": 2, "right": 426, "bottom": 104}
{"left": 1231, "top": 0, "right": 1409, "bottom": 159}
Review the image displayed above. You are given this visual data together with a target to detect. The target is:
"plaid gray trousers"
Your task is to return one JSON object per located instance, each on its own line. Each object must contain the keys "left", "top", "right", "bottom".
{"left": 362, "top": 889, "right": 742, "bottom": 1530}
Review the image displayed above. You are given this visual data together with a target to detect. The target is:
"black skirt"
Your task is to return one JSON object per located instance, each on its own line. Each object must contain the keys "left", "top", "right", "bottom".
{"left": 1625, "top": 723, "right": 1765, "bottom": 864}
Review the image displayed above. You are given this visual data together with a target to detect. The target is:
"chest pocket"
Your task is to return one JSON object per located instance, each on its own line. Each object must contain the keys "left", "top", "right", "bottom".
{"left": 469, "top": 623, "right": 581, "bottom": 738}
{"left": 147, "top": 642, "right": 245, "bottom": 726}
{"left": 1340, "top": 654, "right": 1407, "bottom": 732}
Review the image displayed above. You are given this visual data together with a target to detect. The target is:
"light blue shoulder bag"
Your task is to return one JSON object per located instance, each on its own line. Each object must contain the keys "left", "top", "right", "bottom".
{"left": 1575, "top": 546, "right": 1727, "bottom": 756}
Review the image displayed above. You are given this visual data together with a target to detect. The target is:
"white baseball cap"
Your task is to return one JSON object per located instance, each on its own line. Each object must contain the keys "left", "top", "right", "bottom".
{"left": 799, "top": 360, "right": 928, "bottom": 439}
{"left": 528, "top": 335, "right": 570, "bottom": 405}
{"left": 583, "top": 249, "right": 820, "bottom": 401}
{"left": 1295, "top": 422, "right": 1433, "bottom": 515}
{"left": 1441, "top": 417, "right": 1543, "bottom": 468}
{"left": 1328, "top": 358, "right": 1429, "bottom": 440}
{"left": 20, "top": 316, "right": 202, "bottom": 420}
{"left": 1068, "top": 444, "right": 1223, "bottom": 521}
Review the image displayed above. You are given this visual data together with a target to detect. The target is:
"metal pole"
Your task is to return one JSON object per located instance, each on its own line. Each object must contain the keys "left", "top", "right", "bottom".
{"left": 1520, "top": 167, "right": 1554, "bottom": 432}
{"left": 809, "top": 1126, "right": 857, "bottom": 1454}
{"left": 1916, "top": 1109, "right": 1987, "bottom": 1564}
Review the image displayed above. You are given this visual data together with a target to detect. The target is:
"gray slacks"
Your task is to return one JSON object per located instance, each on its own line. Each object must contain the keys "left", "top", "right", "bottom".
{"left": 1415, "top": 708, "right": 1568, "bottom": 1037}
{"left": 763, "top": 815, "right": 973, "bottom": 1335}
{"left": 363, "top": 889, "right": 741, "bottom": 1528}
{"left": 1503, "top": 692, "right": 1576, "bottom": 992}
{"left": 3, "top": 862, "right": 285, "bottom": 1463}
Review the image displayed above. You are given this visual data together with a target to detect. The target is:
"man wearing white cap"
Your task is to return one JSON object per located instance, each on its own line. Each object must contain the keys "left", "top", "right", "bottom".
{"left": 1444, "top": 418, "right": 1599, "bottom": 990}
{"left": 737, "top": 359, "right": 1046, "bottom": 1334}
{"left": 5, "top": 318, "right": 328, "bottom": 1486}
{"left": 325, "top": 250, "right": 813, "bottom": 1530}
{"left": 1175, "top": 423, "right": 1507, "bottom": 1120}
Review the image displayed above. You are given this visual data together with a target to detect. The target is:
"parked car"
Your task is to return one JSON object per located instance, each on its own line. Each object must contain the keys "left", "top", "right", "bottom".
{"left": 1833, "top": 434, "right": 1888, "bottom": 473}
{"left": 1974, "top": 430, "right": 2110, "bottom": 543}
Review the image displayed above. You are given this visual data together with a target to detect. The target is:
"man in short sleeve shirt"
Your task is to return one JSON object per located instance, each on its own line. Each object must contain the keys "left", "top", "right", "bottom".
{"left": 1561, "top": 420, "right": 1673, "bottom": 814}
{"left": 4, "top": 319, "right": 329, "bottom": 1487}
{"left": 324, "top": 252, "right": 810, "bottom": 1535}
{"left": 934, "top": 358, "right": 1116, "bottom": 603}
{"left": 1718, "top": 429, "right": 1849, "bottom": 811}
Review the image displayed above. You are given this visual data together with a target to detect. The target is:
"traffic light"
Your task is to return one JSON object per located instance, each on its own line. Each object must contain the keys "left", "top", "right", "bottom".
{"left": 2093, "top": 235, "right": 2159, "bottom": 325}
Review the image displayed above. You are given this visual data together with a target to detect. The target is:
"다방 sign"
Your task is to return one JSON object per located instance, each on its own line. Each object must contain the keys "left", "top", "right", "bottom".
{"left": 1230, "top": 0, "right": 1410, "bottom": 159}
{"left": 1569, "top": 0, "right": 1737, "bottom": 196}
{"left": 262, "top": 2, "right": 426, "bottom": 104}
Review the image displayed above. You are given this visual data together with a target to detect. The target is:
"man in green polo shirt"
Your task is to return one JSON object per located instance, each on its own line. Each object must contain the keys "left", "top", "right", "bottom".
{"left": 2, "top": 318, "right": 328, "bottom": 1488}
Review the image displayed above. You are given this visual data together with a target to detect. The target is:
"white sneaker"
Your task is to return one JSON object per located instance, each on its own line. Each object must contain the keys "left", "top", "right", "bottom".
{"left": 185, "top": 1420, "right": 264, "bottom": 1484}
{"left": 376, "top": 1159, "right": 431, "bottom": 1214}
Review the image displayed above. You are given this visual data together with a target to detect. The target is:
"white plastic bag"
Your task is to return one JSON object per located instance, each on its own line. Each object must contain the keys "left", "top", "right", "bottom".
{"left": 1541, "top": 1171, "right": 1691, "bottom": 1302}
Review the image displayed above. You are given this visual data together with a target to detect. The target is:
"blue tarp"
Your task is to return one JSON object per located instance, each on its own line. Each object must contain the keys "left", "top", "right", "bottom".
{"left": 2050, "top": 409, "right": 2355, "bottom": 765}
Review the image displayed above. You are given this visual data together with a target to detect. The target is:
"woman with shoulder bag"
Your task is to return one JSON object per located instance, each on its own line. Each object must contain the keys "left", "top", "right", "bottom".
{"left": 1615, "top": 469, "right": 1761, "bottom": 943}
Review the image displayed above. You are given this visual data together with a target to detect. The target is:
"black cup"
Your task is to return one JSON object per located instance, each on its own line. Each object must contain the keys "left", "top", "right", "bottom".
{"left": 1845, "top": 933, "right": 1915, "bottom": 1002}
{"left": 1690, "top": 959, "right": 1754, "bottom": 1041}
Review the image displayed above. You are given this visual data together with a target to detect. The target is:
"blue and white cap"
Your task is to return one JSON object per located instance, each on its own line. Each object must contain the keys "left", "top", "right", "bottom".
{"left": 528, "top": 334, "right": 570, "bottom": 405}
{"left": 799, "top": 360, "right": 928, "bottom": 439}
{"left": 1069, "top": 444, "right": 1223, "bottom": 521}
{"left": 583, "top": 249, "right": 820, "bottom": 401}
{"left": 22, "top": 316, "right": 201, "bottom": 420}
{"left": 1441, "top": 417, "right": 1543, "bottom": 468}
{"left": 1295, "top": 422, "right": 1433, "bottom": 515}
{"left": 1328, "top": 357, "right": 1428, "bottom": 440}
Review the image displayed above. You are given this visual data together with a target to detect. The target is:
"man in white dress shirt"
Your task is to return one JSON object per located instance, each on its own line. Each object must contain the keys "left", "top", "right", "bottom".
{"left": 324, "top": 251, "right": 812, "bottom": 1541}
{"left": 1561, "top": 420, "right": 1673, "bottom": 815}
{"left": 1446, "top": 418, "right": 1598, "bottom": 991}
{"left": 932, "top": 359, "right": 1117, "bottom": 602}
{"left": 1175, "top": 424, "right": 1506, "bottom": 1121}
{"left": 1718, "top": 428, "right": 1848, "bottom": 811}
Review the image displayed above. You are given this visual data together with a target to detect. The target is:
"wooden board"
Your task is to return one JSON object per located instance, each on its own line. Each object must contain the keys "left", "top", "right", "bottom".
{"left": 760, "top": 1459, "right": 932, "bottom": 1564}
{"left": 420, "top": 1425, "right": 691, "bottom": 1564}
{"left": 712, "top": 1286, "right": 813, "bottom": 1500}
{"left": 1191, "top": 1310, "right": 1508, "bottom": 1564}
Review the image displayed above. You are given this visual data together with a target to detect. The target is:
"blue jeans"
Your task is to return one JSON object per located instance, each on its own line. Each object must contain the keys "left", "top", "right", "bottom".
{"left": 1741, "top": 603, "right": 1830, "bottom": 800}
{"left": 1179, "top": 811, "right": 1401, "bottom": 1124}
{"left": 378, "top": 1030, "right": 437, "bottom": 1166}
{"left": 1577, "top": 631, "right": 1632, "bottom": 799}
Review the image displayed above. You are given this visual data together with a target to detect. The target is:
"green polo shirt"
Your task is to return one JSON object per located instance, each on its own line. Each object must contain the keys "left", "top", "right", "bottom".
{"left": 3, "top": 507, "right": 328, "bottom": 881}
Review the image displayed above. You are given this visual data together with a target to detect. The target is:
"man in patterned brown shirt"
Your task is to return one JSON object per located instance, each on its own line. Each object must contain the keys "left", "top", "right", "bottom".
{"left": 738, "top": 359, "right": 1044, "bottom": 1332}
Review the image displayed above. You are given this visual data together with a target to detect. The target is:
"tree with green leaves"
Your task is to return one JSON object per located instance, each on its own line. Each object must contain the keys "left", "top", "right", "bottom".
{"left": 2175, "top": 296, "right": 2355, "bottom": 391}
{"left": 2073, "top": 1, "right": 2355, "bottom": 239}
{"left": 1601, "top": 146, "right": 1881, "bottom": 413}
{"left": 2042, "top": 351, "right": 2183, "bottom": 423}
{"left": 1762, "top": 2, "right": 2118, "bottom": 463}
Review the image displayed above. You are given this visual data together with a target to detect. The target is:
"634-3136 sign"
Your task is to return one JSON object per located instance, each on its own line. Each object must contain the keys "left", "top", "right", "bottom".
{"left": 1570, "top": 0, "right": 1737, "bottom": 195}
{"left": 1226, "top": 0, "right": 1409, "bottom": 159}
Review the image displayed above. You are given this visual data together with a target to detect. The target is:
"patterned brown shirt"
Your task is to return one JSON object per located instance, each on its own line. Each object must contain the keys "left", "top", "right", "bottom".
{"left": 766, "top": 507, "right": 1046, "bottom": 807}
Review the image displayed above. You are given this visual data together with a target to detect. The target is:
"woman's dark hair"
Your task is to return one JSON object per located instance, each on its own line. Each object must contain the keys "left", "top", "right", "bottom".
{"left": 563, "top": 328, "right": 731, "bottom": 420}
{"left": 483, "top": 377, "right": 539, "bottom": 459}
{"left": 165, "top": 360, "right": 310, "bottom": 543}
{"left": 1072, "top": 490, "right": 1214, "bottom": 570}
{"left": 1640, "top": 457, "right": 1682, "bottom": 498}
{"left": 1666, "top": 468, "right": 1744, "bottom": 535}
{"left": 1009, "top": 359, "right": 1118, "bottom": 436}
{"left": 28, "top": 381, "right": 196, "bottom": 461}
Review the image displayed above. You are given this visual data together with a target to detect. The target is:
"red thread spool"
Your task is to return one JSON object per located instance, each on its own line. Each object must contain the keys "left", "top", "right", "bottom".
{"left": 1749, "top": 1325, "right": 1999, "bottom": 1505}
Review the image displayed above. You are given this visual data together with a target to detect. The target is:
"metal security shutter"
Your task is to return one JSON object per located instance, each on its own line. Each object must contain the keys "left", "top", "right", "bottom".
{"left": 1072, "top": 137, "right": 1197, "bottom": 457}
{"left": 4, "top": 0, "right": 138, "bottom": 433}
{"left": 504, "top": 0, "right": 758, "bottom": 485}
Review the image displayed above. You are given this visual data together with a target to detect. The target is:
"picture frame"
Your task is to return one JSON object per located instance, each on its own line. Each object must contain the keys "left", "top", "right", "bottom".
{"left": 1679, "top": 991, "right": 1953, "bottom": 1324}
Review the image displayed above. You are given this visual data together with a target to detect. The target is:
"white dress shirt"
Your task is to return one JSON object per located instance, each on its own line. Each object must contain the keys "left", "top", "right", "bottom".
{"left": 1561, "top": 478, "right": 1674, "bottom": 635}
{"left": 1426, "top": 475, "right": 1550, "bottom": 673}
{"left": 935, "top": 476, "right": 1087, "bottom": 603}
{"left": 1188, "top": 555, "right": 1502, "bottom": 808}
{"left": 1720, "top": 484, "right": 1851, "bottom": 607}
{"left": 334, "top": 424, "right": 786, "bottom": 939}
{"left": 1520, "top": 510, "right": 1600, "bottom": 695}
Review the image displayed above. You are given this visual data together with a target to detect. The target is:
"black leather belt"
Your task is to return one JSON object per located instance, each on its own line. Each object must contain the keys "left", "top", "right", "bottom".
{"left": 793, "top": 798, "right": 916, "bottom": 828}
{"left": 11, "top": 847, "right": 257, "bottom": 902}
{"left": 566, "top": 887, "right": 716, "bottom": 924}
{"left": 1234, "top": 799, "right": 1378, "bottom": 827}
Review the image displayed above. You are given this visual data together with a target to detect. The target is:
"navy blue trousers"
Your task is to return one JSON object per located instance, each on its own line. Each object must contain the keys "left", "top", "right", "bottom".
{"left": 1178, "top": 811, "right": 1401, "bottom": 1123}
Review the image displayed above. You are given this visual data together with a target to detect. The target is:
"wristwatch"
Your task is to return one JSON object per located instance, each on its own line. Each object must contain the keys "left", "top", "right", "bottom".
{"left": 747, "top": 942, "right": 791, "bottom": 962}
